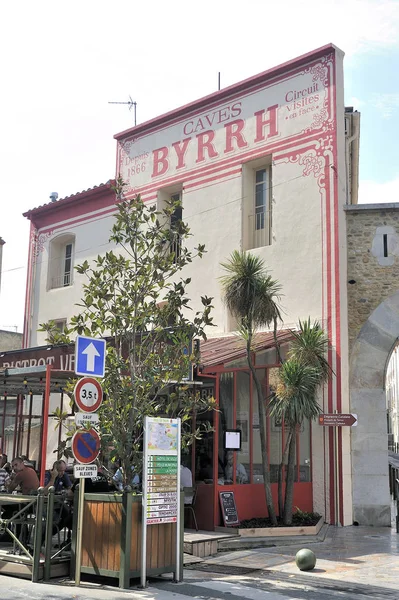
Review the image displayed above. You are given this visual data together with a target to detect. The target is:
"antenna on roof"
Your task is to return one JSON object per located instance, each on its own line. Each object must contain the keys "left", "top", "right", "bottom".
{"left": 218, "top": 72, "right": 221, "bottom": 91}
{"left": 108, "top": 95, "right": 137, "bottom": 126}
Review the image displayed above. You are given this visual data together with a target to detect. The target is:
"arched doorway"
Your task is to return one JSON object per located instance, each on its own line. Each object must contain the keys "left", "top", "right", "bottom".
{"left": 350, "top": 291, "right": 399, "bottom": 526}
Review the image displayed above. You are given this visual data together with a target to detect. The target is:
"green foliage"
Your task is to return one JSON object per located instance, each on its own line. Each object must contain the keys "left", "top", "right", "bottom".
{"left": 287, "top": 318, "right": 332, "bottom": 382}
{"left": 39, "top": 176, "right": 215, "bottom": 485}
{"left": 220, "top": 250, "right": 282, "bottom": 334}
{"left": 269, "top": 361, "right": 321, "bottom": 427}
{"left": 220, "top": 250, "right": 282, "bottom": 526}
{"left": 271, "top": 319, "right": 331, "bottom": 524}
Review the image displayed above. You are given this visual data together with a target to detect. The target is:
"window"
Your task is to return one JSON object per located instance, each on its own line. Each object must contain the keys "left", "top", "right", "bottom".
{"left": 54, "top": 319, "right": 67, "bottom": 333}
{"left": 48, "top": 234, "right": 75, "bottom": 290}
{"left": 63, "top": 243, "right": 73, "bottom": 286}
{"left": 170, "top": 192, "right": 182, "bottom": 262}
{"left": 157, "top": 187, "right": 183, "bottom": 264}
{"left": 242, "top": 159, "right": 272, "bottom": 249}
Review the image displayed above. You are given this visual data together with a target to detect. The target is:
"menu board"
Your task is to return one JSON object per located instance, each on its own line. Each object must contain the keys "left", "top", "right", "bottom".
{"left": 219, "top": 491, "right": 239, "bottom": 526}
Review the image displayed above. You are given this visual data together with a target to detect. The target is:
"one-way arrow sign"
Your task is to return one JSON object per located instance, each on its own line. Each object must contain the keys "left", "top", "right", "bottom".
{"left": 82, "top": 342, "right": 100, "bottom": 372}
{"left": 75, "top": 335, "right": 106, "bottom": 378}
{"left": 319, "top": 413, "right": 358, "bottom": 427}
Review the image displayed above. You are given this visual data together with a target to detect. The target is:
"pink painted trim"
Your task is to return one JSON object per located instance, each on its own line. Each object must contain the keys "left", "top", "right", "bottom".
{"left": 115, "top": 44, "right": 338, "bottom": 141}
{"left": 23, "top": 182, "right": 115, "bottom": 224}
{"left": 123, "top": 131, "right": 324, "bottom": 201}
{"left": 22, "top": 223, "right": 35, "bottom": 348}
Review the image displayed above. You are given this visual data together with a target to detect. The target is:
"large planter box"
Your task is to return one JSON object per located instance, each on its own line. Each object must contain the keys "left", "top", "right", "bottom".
{"left": 237, "top": 516, "right": 324, "bottom": 537}
{"left": 72, "top": 492, "right": 183, "bottom": 588}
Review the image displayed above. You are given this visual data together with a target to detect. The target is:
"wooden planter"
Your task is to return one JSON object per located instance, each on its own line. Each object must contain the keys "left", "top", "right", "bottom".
{"left": 236, "top": 516, "right": 324, "bottom": 537}
{"left": 71, "top": 492, "right": 183, "bottom": 588}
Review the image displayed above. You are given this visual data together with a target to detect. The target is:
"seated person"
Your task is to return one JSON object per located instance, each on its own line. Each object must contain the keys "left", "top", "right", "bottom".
{"left": 112, "top": 463, "right": 140, "bottom": 491}
{"left": 180, "top": 461, "right": 193, "bottom": 505}
{"left": 223, "top": 451, "right": 249, "bottom": 484}
{"left": 0, "top": 454, "right": 10, "bottom": 491}
{"left": 44, "top": 460, "right": 72, "bottom": 494}
{"left": 6, "top": 457, "right": 39, "bottom": 495}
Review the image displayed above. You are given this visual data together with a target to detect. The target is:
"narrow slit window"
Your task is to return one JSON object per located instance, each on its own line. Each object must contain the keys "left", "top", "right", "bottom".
{"left": 383, "top": 234, "right": 388, "bottom": 258}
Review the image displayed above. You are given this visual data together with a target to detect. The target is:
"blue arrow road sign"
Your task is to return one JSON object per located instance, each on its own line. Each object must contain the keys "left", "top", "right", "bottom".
{"left": 75, "top": 335, "right": 106, "bottom": 378}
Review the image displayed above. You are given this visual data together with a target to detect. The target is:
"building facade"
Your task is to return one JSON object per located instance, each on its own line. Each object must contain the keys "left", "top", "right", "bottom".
{"left": 18, "top": 44, "right": 362, "bottom": 528}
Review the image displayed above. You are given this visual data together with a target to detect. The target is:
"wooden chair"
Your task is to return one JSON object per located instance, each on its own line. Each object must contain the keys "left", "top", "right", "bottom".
{"left": 183, "top": 486, "right": 198, "bottom": 531}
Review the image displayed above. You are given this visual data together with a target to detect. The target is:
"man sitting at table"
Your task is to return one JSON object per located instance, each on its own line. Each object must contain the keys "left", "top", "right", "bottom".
{"left": 6, "top": 457, "right": 39, "bottom": 495}
{"left": 44, "top": 460, "right": 72, "bottom": 494}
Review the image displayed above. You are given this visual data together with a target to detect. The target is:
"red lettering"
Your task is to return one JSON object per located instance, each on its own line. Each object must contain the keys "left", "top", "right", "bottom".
{"left": 231, "top": 102, "right": 242, "bottom": 117}
{"left": 254, "top": 105, "right": 279, "bottom": 142}
{"left": 183, "top": 121, "right": 194, "bottom": 135}
{"left": 152, "top": 147, "right": 169, "bottom": 177}
{"left": 194, "top": 118, "right": 205, "bottom": 133}
{"left": 224, "top": 119, "right": 248, "bottom": 153}
{"left": 196, "top": 130, "right": 218, "bottom": 163}
{"left": 172, "top": 138, "right": 191, "bottom": 170}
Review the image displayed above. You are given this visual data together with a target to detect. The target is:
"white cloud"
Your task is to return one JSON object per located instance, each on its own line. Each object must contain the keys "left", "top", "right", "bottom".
{"left": 371, "top": 93, "right": 399, "bottom": 118}
{"left": 359, "top": 178, "right": 399, "bottom": 204}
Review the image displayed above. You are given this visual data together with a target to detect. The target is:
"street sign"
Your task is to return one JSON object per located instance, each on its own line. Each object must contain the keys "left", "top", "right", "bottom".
{"left": 75, "top": 335, "right": 106, "bottom": 378}
{"left": 319, "top": 413, "right": 358, "bottom": 427}
{"left": 71, "top": 428, "right": 101, "bottom": 464}
{"left": 74, "top": 464, "right": 98, "bottom": 479}
{"left": 74, "top": 377, "right": 103, "bottom": 413}
{"left": 75, "top": 412, "right": 99, "bottom": 427}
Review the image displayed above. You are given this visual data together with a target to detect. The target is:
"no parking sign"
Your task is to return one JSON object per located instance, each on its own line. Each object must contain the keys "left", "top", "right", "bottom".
{"left": 71, "top": 429, "right": 101, "bottom": 465}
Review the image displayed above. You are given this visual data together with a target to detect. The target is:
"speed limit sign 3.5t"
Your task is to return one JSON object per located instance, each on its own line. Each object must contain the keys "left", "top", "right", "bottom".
{"left": 74, "top": 377, "right": 103, "bottom": 413}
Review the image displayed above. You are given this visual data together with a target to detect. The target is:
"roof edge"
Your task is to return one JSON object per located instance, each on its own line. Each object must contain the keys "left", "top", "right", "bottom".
{"left": 114, "top": 43, "right": 339, "bottom": 141}
{"left": 23, "top": 180, "right": 115, "bottom": 220}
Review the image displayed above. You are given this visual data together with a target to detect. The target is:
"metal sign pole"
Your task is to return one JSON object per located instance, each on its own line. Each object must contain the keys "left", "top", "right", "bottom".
{"left": 175, "top": 419, "right": 181, "bottom": 582}
{"left": 140, "top": 416, "right": 149, "bottom": 588}
{"left": 75, "top": 477, "right": 86, "bottom": 586}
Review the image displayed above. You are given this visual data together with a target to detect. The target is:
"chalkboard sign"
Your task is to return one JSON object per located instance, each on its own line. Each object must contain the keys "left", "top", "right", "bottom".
{"left": 219, "top": 491, "right": 239, "bottom": 526}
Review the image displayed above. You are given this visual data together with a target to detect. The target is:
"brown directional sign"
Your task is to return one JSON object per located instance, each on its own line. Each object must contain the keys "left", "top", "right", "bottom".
{"left": 319, "top": 413, "right": 358, "bottom": 427}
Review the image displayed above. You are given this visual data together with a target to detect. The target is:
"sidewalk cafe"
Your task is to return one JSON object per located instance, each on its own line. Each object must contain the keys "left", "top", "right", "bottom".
{"left": 0, "top": 330, "right": 315, "bottom": 580}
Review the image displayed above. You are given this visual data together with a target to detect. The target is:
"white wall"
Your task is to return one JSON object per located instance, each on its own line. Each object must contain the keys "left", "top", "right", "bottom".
{"left": 27, "top": 46, "right": 348, "bottom": 523}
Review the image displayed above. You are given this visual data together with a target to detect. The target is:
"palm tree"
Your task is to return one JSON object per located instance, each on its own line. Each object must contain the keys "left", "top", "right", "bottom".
{"left": 220, "top": 250, "right": 282, "bottom": 525}
{"left": 270, "top": 319, "right": 331, "bottom": 524}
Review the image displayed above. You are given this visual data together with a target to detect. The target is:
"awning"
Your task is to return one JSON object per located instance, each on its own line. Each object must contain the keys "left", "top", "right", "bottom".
{"left": 199, "top": 329, "right": 293, "bottom": 369}
{"left": 0, "top": 367, "right": 74, "bottom": 396}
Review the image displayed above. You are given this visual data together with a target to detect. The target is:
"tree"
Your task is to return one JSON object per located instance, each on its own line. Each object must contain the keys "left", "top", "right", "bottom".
{"left": 270, "top": 319, "right": 331, "bottom": 524}
{"left": 40, "top": 177, "right": 215, "bottom": 485}
{"left": 220, "top": 250, "right": 282, "bottom": 525}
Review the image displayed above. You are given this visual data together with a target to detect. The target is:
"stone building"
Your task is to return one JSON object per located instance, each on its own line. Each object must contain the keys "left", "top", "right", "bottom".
{"left": 346, "top": 203, "right": 399, "bottom": 525}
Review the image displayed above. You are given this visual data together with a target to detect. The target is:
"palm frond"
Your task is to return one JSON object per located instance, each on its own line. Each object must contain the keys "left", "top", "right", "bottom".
{"left": 269, "top": 360, "right": 321, "bottom": 426}
{"left": 220, "top": 250, "right": 282, "bottom": 332}
{"left": 288, "top": 318, "right": 332, "bottom": 382}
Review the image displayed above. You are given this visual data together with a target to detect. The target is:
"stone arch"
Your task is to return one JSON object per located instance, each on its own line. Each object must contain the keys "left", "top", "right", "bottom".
{"left": 350, "top": 290, "right": 399, "bottom": 526}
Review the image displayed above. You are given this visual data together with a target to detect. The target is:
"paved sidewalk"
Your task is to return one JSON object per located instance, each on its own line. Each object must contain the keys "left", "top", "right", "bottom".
{"left": 3, "top": 525, "right": 399, "bottom": 599}
{"left": 195, "top": 524, "right": 399, "bottom": 590}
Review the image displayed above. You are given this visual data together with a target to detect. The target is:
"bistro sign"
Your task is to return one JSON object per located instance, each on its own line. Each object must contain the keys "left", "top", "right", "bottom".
{"left": 0, "top": 345, "right": 75, "bottom": 372}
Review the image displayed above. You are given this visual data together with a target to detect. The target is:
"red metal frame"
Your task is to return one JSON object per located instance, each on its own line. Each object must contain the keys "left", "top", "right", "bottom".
{"left": 40, "top": 364, "right": 52, "bottom": 486}
{"left": 206, "top": 362, "right": 313, "bottom": 529}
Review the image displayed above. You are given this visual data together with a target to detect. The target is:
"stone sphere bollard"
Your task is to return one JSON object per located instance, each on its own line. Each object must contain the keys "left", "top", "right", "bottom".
{"left": 295, "top": 548, "right": 316, "bottom": 571}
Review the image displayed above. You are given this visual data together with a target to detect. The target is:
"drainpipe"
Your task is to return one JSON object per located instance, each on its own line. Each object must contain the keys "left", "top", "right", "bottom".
{"left": 0, "top": 237, "right": 5, "bottom": 297}
{"left": 345, "top": 112, "right": 360, "bottom": 205}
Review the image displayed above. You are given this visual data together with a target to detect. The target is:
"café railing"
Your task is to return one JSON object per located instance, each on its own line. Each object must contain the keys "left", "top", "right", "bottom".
{"left": 0, "top": 486, "right": 69, "bottom": 582}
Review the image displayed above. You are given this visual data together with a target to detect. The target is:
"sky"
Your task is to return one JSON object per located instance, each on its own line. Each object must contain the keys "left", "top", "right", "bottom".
{"left": 0, "top": 0, "right": 398, "bottom": 334}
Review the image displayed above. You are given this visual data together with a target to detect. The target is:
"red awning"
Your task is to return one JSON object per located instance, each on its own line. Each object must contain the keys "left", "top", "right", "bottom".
{"left": 199, "top": 330, "right": 293, "bottom": 369}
